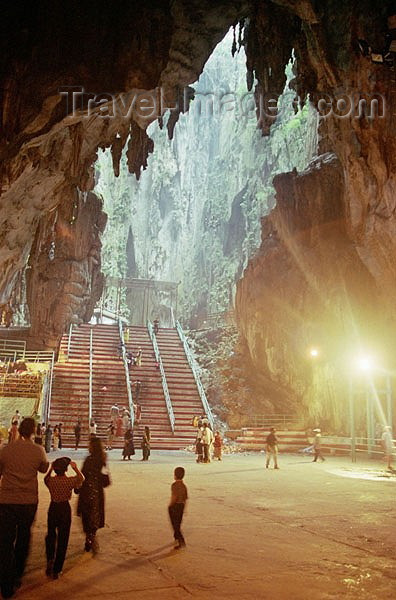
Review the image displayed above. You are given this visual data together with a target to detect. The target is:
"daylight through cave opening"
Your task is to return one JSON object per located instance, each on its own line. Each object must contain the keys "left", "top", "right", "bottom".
{"left": 95, "top": 28, "right": 318, "bottom": 329}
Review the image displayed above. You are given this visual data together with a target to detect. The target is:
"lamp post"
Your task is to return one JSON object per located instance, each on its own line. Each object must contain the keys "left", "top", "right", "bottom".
{"left": 351, "top": 354, "right": 375, "bottom": 463}
{"left": 348, "top": 375, "right": 356, "bottom": 463}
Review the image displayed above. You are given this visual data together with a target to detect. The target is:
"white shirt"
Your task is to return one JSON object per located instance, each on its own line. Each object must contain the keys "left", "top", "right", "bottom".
{"left": 11, "top": 413, "right": 21, "bottom": 425}
{"left": 381, "top": 430, "right": 393, "bottom": 451}
{"left": 201, "top": 427, "right": 213, "bottom": 445}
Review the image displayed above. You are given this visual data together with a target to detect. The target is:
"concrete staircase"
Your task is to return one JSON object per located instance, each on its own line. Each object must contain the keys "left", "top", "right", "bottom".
{"left": 50, "top": 324, "right": 206, "bottom": 450}
{"left": 125, "top": 325, "right": 174, "bottom": 449}
{"left": 50, "top": 324, "right": 128, "bottom": 448}
{"left": 154, "top": 327, "right": 205, "bottom": 445}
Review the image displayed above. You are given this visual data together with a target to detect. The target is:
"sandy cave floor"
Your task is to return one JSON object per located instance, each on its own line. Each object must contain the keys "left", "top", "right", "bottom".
{"left": 10, "top": 450, "right": 396, "bottom": 600}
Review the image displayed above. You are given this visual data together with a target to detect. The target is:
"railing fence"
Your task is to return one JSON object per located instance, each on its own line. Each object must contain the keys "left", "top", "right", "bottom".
{"left": 147, "top": 320, "right": 175, "bottom": 432}
{"left": 175, "top": 321, "right": 214, "bottom": 430}
{"left": 118, "top": 319, "right": 134, "bottom": 428}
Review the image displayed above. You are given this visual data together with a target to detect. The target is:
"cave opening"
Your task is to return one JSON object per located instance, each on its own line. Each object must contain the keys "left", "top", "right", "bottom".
{"left": 94, "top": 26, "right": 318, "bottom": 331}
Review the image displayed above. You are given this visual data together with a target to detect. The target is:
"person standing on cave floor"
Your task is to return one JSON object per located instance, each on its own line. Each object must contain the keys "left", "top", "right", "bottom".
{"left": 381, "top": 425, "right": 394, "bottom": 470}
{"left": 52, "top": 425, "right": 60, "bottom": 451}
{"left": 10, "top": 410, "right": 21, "bottom": 427}
{"left": 141, "top": 426, "right": 151, "bottom": 461}
{"left": 201, "top": 423, "right": 213, "bottom": 463}
{"left": 44, "top": 457, "right": 84, "bottom": 579}
{"left": 0, "top": 418, "right": 49, "bottom": 598}
{"left": 168, "top": 467, "right": 188, "bottom": 550}
{"left": 122, "top": 428, "right": 135, "bottom": 460}
{"left": 312, "top": 429, "right": 325, "bottom": 463}
{"left": 265, "top": 427, "right": 279, "bottom": 469}
{"left": 8, "top": 421, "right": 19, "bottom": 444}
{"left": 58, "top": 423, "right": 63, "bottom": 450}
{"left": 45, "top": 424, "right": 52, "bottom": 453}
{"left": 213, "top": 431, "right": 223, "bottom": 461}
{"left": 195, "top": 427, "right": 204, "bottom": 463}
{"left": 77, "top": 437, "right": 107, "bottom": 553}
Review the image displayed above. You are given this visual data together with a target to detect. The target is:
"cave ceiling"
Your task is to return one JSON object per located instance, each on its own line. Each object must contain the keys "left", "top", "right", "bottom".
{"left": 0, "top": 0, "right": 395, "bottom": 355}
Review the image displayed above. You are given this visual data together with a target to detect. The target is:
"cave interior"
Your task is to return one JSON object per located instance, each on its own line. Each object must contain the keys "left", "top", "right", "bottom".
{"left": 1, "top": 0, "right": 396, "bottom": 431}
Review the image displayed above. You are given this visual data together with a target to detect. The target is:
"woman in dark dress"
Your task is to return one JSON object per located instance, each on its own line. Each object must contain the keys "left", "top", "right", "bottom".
{"left": 122, "top": 428, "right": 135, "bottom": 460}
{"left": 141, "top": 426, "right": 151, "bottom": 461}
{"left": 77, "top": 436, "right": 107, "bottom": 552}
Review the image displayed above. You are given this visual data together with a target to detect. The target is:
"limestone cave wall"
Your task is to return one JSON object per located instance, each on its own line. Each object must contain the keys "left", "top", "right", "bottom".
{"left": 0, "top": 0, "right": 250, "bottom": 347}
{"left": 236, "top": 1, "right": 396, "bottom": 430}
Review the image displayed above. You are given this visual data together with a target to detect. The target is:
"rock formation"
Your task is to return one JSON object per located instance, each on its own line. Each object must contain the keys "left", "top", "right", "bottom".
{"left": 236, "top": 1, "right": 396, "bottom": 429}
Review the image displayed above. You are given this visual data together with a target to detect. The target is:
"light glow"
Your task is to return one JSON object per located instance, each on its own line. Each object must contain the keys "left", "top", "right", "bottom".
{"left": 356, "top": 355, "right": 374, "bottom": 372}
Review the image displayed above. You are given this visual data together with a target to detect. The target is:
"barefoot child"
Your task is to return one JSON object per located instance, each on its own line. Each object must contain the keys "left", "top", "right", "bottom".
{"left": 168, "top": 466, "right": 188, "bottom": 549}
{"left": 44, "top": 457, "right": 84, "bottom": 578}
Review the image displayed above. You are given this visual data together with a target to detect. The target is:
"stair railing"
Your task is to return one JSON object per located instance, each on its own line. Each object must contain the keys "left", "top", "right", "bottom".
{"left": 43, "top": 352, "right": 55, "bottom": 423}
{"left": 89, "top": 327, "right": 93, "bottom": 421}
{"left": 176, "top": 320, "right": 214, "bottom": 429}
{"left": 67, "top": 323, "right": 73, "bottom": 360}
{"left": 147, "top": 320, "right": 175, "bottom": 433}
{"left": 118, "top": 319, "right": 134, "bottom": 428}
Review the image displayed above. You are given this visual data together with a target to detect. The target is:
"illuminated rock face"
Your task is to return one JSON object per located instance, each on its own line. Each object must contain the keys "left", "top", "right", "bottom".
{"left": 0, "top": 0, "right": 395, "bottom": 439}
{"left": 236, "top": 154, "right": 387, "bottom": 429}
{"left": 236, "top": 0, "right": 396, "bottom": 427}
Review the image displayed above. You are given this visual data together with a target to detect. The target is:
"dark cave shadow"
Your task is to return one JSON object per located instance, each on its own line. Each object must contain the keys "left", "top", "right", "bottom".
{"left": 140, "top": 542, "right": 175, "bottom": 557}
{"left": 23, "top": 547, "right": 180, "bottom": 600}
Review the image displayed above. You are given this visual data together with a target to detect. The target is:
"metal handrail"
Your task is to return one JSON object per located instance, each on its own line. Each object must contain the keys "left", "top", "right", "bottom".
{"left": 176, "top": 320, "right": 214, "bottom": 429}
{"left": 244, "top": 415, "right": 304, "bottom": 428}
{"left": 37, "top": 351, "right": 55, "bottom": 423}
{"left": 67, "top": 323, "right": 73, "bottom": 360}
{"left": 118, "top": 319, "right": 134, "bottom": 428}
{"left": 0, "top": 340, "right": 26, "bottom": 363}
{"left": 89, "top": 327, "right": 93, "bottom": 421}
{"left": 0, "top": 349, "right": 54, "bottom": 363}
{"left": 147, "top": 320, "right": 175, "bottom": 432}
{"left": 46, "top": 351, "right": 55, "bottom": 423}
{"left": 0, "top": 339, "right": 26, "bottom": 352}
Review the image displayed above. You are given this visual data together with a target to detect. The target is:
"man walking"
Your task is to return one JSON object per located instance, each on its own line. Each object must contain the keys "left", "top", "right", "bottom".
{"left": 0, "top": 418, "right": 49, "bottom": 598}
{"left": 265, "top": 427, "right": 279, "bottom": 469}
{"left": 381, "top": 425, "right": 394, "bottom": 470}
{"left": 201, "top": 423, "right": 213, "bottom": 463}
{"left": 312, "top": 428, "right": 325, "bottom": 462}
